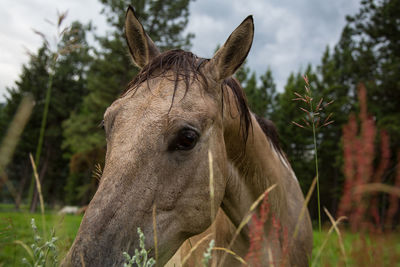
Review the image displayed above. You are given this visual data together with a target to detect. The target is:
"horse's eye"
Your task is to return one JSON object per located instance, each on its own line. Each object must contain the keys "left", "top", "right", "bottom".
{"left": 172, "top": 129, "right": 199, "bottom": 151}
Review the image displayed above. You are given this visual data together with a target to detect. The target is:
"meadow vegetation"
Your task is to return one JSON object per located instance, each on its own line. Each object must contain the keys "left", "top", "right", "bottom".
{"left": 1, "top": 0, "right": 400, "bottom": 266}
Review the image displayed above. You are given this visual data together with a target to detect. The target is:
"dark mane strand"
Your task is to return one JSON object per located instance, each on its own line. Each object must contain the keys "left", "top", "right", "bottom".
{"left": 123, "top": 49, "right": 209, "bottom": 111}
{"left": 222, "top": 77, "right": 252, "bottom": 144}
{"left": 254, "top": 114, "right": 284, "bottom": 156}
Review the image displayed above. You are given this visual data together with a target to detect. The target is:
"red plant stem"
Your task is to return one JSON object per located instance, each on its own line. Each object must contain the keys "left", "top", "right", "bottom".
{"left": 245, "top": 192, "right": 270, "bottom": 267}
{"left": 337, "top": 115, "right": 357, "bottom": 218}
{"left": 351, "top": 85, "right": 376, "bottom": 231}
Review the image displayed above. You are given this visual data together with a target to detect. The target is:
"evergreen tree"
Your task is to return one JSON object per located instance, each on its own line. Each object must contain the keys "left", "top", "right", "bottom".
{"left": 0, "top": 22, "right": 92, "bottom": 205}
{"left": 236, "top": 63, "right": 277, "bottom": 118}
{"left": 313, "top": 0, "right": 400, "bottom": 214}
{"left": 315, "top": 41, "right": 356, "bottom": 212}
{"left": 259, "top": 68, "right": 277, "bottom": 118}
{"left": 277, "top": 0, "right": 400, "bottom": 219}
{"left": 346, "top": 0, "right": 400, "bottom": 149}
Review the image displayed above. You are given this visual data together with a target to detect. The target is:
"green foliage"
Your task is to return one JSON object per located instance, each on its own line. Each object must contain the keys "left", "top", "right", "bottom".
{"left": 123, "top": 228, "right": 155, "bottom": 267}
{"left": 99, "top": 0, "right": 194, "bottom": 50}
{"left": 0, "top": 210, "right": 82, "bottom": 266}
{"left": 271, "top": 0, "right": 400, "bottom": 221}
{"left": 236, "top": 62, "right": 277, "bottom": 117}
{"left": 16, "top": 218, "right": 59, "bottom": 267}
{"left": 202, "top": 239, "right": 215, "bottom": 267}
{"left": 310, "top": 0, "right": 400, "bottom": 218}
{"left": 0, "top": 21, "right": 93, "bottom": 205}
{"left": 312, "top": 230, "right": 400, "bottom": 266}
{"left": 1, "top": 0, "right": 398, "bottom": 226}
{"left": 345, "top": 0, "right": 400, "bottom": 149}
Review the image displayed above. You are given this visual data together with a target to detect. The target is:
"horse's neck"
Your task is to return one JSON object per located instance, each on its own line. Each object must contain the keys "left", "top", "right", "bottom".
{"left": 226, "top": 116, "right": 290, "bottom": 213}
{"left": 167, "top": 96, "right": 300, "bottom": 267}
{"left": 221, "top": 95, "right": 295, "bottom": 255}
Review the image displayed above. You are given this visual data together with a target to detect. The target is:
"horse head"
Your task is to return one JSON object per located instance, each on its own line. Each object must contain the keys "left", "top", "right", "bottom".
{"left": 63, "top": 6, "right": 255, "bottom": 266}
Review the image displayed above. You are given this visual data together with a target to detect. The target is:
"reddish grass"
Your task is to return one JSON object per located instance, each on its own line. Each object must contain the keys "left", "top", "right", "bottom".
{"left": 245, "top": 192, "right": 270, "bottom": 267}
{"left": 245, "top": 191, "right": 289, "bottom": 266}
{"left": 337, "top": 83, "right": 400, "bottom": 232}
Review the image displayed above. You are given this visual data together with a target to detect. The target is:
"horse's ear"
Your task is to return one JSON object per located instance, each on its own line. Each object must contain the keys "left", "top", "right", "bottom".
{"left": 125, "top": 6, "right": 160, "bottom": 68}
{"left": 206, "top": 16, "right": 254, "bottom": 81}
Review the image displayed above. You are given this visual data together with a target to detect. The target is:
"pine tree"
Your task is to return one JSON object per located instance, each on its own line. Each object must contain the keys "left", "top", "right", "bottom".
{"left": 0, "top": 22, "right": 92, "bottom": 206}
{"left": 259, "top": 68, "right": 277, "bottom": 118}
{"left": 346, "top": 0, "right": 400, "bottom": 149}
{"left": 236, "top": 62, "right": 277, "bottom": 117}
{"left": 314, "top": 0, "right": 400, "bottom": 214}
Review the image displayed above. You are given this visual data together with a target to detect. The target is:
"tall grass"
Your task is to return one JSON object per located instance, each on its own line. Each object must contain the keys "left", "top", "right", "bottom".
{"left": 0, "top": 95, "right": 34, "bottom": 203}
{"left": 313, "top": 83, "right": 400, "bottom": 265}
{"left": 2, "top": 13, "right": 400, "bottom": 265}
{"left": 292, "top": 75, "right": 334, "bottom": 232}
{"left": 27, "top": 11, "right": 81, "bottom": 210}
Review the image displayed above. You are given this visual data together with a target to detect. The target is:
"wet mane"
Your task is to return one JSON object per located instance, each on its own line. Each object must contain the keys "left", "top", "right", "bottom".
{"left": 123, "top": 49, "right": 282, "bottom": 153}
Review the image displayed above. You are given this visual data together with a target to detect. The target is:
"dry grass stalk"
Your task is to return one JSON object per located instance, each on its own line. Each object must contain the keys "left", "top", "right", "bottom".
{"left": 29, "top": 154, "right": 45, "bottom": 216}
{"left": 267, "top": 246, "right": 274, "bottom": 267}
{"left": 212, "top": 247, "right": 247, "bottom": 265}
{"left": 208, "top": 150, "right": 216, "bottom": 235}
{"left": 311, "top": 215, "right": 347, "bottom": 267}
{"left": 180, "top": 233, "right": 213, "bottom": 266}
{"left": 292, "top": 176, "right": 317, "bottom": 240}
{"left": 28, "top": 9, "right": 82, "bottom": 210}
{"left": 0, "top": 95, "right": 34, "bottom": 201}
{"left": 355, "top": 183, "right": 400, "bottom": 197}
{"left": 324, "top": 207, "right": 347, "bottom": 266}
{"left": 29, "top": 153, "right": 47, "bottom": 239}
{"left": 218, "top": 184, "right": 277, "bottom": 267}
{"left": 13, "top": 240, "right": 34, "bottom": 261}
{"left": 80, "top": 252, "right": 86, "bottom": 267}
{"left": 152, "top": 204, "right": 158, "bottom": 265}
{"left": 91, "top": 163, "right": 103, "bottom": 182}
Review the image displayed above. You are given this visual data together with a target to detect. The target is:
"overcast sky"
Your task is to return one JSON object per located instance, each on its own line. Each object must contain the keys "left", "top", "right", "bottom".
{"left": 0, "top": 0, "right": 361, "bottom": 102}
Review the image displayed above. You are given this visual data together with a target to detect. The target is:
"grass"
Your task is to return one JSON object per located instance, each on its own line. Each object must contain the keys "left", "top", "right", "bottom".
{"left": 0, "top": 205, "right": 82, "bottom": 267}
{"left": 1, "top": 206, "right": 399, "bottom": 266}
{"left": 0, "top": 45, "right": 398, "bottom": 266}
{"left": 312, "top": 227, "right": 400, "bottom": 266}
{"left": 292, "top": 74, "right": 334, "bottom": 233}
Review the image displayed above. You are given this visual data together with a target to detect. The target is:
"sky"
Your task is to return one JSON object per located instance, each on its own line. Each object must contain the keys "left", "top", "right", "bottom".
{"left": 0, "top": 0, "right": 361, "bottom": 102}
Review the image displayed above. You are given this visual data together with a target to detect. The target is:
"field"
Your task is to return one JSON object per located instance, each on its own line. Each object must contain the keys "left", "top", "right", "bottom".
{"left": 313, "top": 228, "right": 400, "bottom": 266}
{"left": 1, "top": 204, "right": 400, "bottom": 266}
{"left": 0, "top": 204, "right": 82, "bottom": 266}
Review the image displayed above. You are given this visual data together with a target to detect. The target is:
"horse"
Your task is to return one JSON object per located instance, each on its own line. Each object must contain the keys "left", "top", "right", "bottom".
{"left": 62, "top": 5, "right": 312, "bottom": 266}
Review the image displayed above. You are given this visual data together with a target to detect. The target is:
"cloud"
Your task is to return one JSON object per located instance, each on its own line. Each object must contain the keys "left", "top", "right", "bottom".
{"left": 0, "top": 0, "right": 360, "bottom": 101}
{"left": 0, "top": 0, "right": 107, "bottom": 101}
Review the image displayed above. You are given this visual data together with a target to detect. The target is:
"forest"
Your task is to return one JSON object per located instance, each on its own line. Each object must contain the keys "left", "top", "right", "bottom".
{"left": 1, "top": 0, "right": 399, "bottom": 228}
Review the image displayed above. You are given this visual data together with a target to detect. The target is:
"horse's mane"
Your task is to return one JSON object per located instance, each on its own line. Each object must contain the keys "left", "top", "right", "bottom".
{"left": 123, "top": 49, "right": 283, "bottom": 154}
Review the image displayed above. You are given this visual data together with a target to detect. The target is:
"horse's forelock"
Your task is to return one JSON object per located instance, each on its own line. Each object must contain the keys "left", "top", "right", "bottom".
{"left": 122, "top": 49, "right": 253, "bottom": 144}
